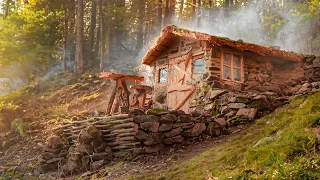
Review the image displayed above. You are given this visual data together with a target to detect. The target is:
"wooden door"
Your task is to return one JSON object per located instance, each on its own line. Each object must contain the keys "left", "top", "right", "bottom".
{"left": 167, "top": 54, "right": 195, "bottom": 113}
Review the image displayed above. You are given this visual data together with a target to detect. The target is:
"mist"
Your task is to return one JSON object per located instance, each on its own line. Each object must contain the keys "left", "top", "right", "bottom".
{"left": 159, "top": 1, "right": 315, "bottom": 55}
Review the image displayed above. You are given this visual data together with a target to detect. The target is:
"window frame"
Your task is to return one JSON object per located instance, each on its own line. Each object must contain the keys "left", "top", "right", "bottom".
{"left": 192, "top": 58, "right": 206, "bottom": 74}
{"left": 221, "top": 51, "right": 244, "bottom": 83}
{"left": 157, "top": 66, "right": 168, "bottom": 84}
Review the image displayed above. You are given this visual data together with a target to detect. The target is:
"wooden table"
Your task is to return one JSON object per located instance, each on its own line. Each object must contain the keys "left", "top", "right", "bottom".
{"left": 100, "top": 72, "right": 144, "bottom": 114}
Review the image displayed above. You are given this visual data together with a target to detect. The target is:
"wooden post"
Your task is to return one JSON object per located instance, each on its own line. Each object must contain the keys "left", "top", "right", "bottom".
{"left": 107, "top": 81, "right": 118, "bottom": 114}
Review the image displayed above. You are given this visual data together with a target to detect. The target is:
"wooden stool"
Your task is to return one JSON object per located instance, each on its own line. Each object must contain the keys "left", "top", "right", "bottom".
{"left": 130, "top": 85, "right": 152, "bottom": 110}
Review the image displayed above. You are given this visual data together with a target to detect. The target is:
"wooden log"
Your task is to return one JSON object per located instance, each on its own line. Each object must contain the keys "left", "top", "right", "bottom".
{"left": 109, "top": 125, "right": 138, "bottom": 134}
{"left": 107, "top": 80, "right": 118, "bottom": 114}
{"left": 102, "top": 132, "right": 136, "bottom": 138}
{"left": 71, "top": 118, "right": 95, "bottom": 124}
{"left": 103, "top": 136, "right": 136, "bottom": 142}
{"left": 107, "top": 141, "right": 140, "bottom": 147}
{"left": 113, "top": 122, "right": 135, "bottom": 129}
{"left": 110, "top": 144, "right": 142, "bottom": 150}
{"left": 93, "top": 118, "right": 133, "bottom": 125}
{"left": 52, "top": 124, "right": 73, "bottom": 132}
{"left": 107, "top": 118, "right": 133, "bottom": 124}
{"left": 93, "top": 124, "right": 112, "bottom": 129}
{"left": 94, "top": 114, "right": 129, "bottom": 121}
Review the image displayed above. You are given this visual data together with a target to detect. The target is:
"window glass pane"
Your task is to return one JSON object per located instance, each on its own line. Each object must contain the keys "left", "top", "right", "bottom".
{"left": 223, "top": 66, "right": 231, "bottom": 80}
{"left": 159, "top": 68, "right": 167, "bottom": 83}
{"left": 234, "top": 55, "right": 241, "bottom": 67}
{"left": 233, "top": 68, "right": 241, "bottom": 81}
{"left": 193, "top": 59, "right": 206, "bottom": 73}
{"left": 224, "top": 53, "right": 231, "bottom": 65}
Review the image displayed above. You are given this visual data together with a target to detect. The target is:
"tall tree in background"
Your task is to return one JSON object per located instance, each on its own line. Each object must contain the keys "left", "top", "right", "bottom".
{"left": 157, "top": 0, "right": 163, "bottom": 34}
{"left": 197, "top": 0, "right": 201, "bottom": 28}
{"left": 169, "top": 0, "right": 175, "bottom": 24}
{"left": 63, "top": 3, "right": 69, "bottom": 72}
{"left": 89, "top": 0, "right": 97, "bottom": 67}
{"left": 136, "top": 0, "right": 146, "bottom": 52}
{"left": 180, "top": 0, "right": 184, "bottom": 19}
{"left": 192, "top": 0, "right": 196, "bottom": 21}
{"left": 98, "top": 0, "right": 104, "bottom": 70}
{"left": 75, "top": 0, "right": 84, "bottom": 74}
{"left": 164, "top": 0, "right": 170, "bottom": 25}
{"left": 3, "top": 0, "right": 10, "bottom": 20}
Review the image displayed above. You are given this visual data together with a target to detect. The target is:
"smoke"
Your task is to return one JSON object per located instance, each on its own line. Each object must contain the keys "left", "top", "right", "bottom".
{"left": 167, "top": 2, "right": 314, "bottom": 54}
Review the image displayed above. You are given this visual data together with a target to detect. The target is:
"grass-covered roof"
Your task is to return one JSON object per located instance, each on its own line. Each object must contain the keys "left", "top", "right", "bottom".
{"left": 142, "top": 25, "right": 305, "bottom": 65}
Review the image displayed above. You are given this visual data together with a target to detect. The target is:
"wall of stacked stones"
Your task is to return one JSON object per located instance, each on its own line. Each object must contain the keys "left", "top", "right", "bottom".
{"left": 37, "top": 111, "right": 228, "bottom": 175}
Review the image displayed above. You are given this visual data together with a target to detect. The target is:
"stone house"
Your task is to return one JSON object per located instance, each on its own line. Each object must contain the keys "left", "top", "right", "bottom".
{"left": 141, "top": 25, "right": 305, "bottom": 113}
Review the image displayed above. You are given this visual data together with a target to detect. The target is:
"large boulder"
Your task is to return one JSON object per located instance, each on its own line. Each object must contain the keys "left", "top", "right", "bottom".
{"left": 182, "top": 123, "right": 206, "bottom": 137}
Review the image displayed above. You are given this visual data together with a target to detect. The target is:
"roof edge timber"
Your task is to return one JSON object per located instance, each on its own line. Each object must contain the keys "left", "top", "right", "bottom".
{"left": 141, "top": 25, "right": 306, "bottom": 65}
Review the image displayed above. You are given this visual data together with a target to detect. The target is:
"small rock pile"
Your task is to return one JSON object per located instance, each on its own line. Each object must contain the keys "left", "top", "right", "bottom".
{"left": 303, "top": 56, "right": 320, "bottom": 82}
{"left": 37, "top": 135, "right": 68, "bottom": 174}
{"left": 131, "top": 110, "right": 228, "bottom": 153}
{"left": 190, "top": 89, "right": 285, "bottom": 126}
{"left": 287, "top": 56, "right": 320, "bottom": 95}
{"left": 61, "top": 125, "right": 113, "bottom": 175}
{"left": 38, "top": 126, "right": 113, "bottom": 176}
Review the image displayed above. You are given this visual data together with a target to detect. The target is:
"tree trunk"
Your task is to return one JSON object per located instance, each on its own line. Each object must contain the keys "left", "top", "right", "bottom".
{"left": 75, "top": 0, "right": 84, "bottom": 74}
{"left": 169, "top": 0, "right": 175, "bottom": 23}
{"left": 157, "top": 0, "right": 163, "bottom": 33}
{"left": 89, "top": 0, "right": 97, "bottom": 67}
{"left": 209, "top": 0, "right": 212, "bottom": 8}
{"left": 164, "top": 0, "right": 170, "bottom": 25}
{"left": 98, "top": 0, "right": 104, "bottom": 70}
{"left": 63, "top": 5, "right": 69, "bottom": 73}
{"left": 197, "top": 0, "right": 201, "bottom": 28}
{"left": 4, "top": 0, "right": 10, "bottom": 20}
{"left": 136, "top": 0, "right": 146, "bottom": 52}
{"left": 192, "top": 0, "right": 196, "bottom": 21}
{"left": 144, "top": 22, "right": 149, "bottom": 47}
{"left": 180, "top": 0, "right": 184, "bottom": 18}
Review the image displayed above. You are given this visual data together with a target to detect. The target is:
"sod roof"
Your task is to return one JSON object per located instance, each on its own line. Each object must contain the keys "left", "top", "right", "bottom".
{"left": 142, "top": 25, "right": 305, "bottom": 65}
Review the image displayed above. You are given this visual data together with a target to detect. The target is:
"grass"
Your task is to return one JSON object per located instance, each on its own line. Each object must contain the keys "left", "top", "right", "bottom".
{"left": 136, "top": 93, "right": 320, "bottom": 180}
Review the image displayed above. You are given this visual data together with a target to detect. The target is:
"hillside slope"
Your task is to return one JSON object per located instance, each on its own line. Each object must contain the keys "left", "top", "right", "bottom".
{"left": 137, "top": 93, "right": 320, "bottom": 180}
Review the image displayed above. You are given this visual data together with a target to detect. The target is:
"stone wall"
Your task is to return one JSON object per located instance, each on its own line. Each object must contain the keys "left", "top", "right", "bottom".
{"left": 130, "top": 109, "right": 227, "bottom": 154}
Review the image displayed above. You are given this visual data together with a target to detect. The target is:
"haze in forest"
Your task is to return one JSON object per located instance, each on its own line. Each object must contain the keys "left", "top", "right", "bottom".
{"left": 0, "top": 0, "right": 319, "bottom": 97}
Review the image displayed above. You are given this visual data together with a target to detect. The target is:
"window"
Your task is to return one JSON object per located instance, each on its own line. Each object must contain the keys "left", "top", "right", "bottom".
{"left": 158, "top": 68, "right": 168, "bottom": 83}
{"left": 222, "top": 52, "right": 243, "bottom": 82}
{"left": 193, "top": 59, "right": 206, "bottom": 73}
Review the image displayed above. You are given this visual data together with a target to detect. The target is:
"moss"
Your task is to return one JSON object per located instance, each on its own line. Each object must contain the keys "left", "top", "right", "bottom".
{"left": 248, "top": 100, "right": 268, "bottom": 110}
{"left": 155, "top": 93, "right": 166, "bottom": 104}
{"left": 136, "top": 92, "right": 320, "bottom": 180}
{"left": 146, "top": 108, "right": 166, "bottom": 115}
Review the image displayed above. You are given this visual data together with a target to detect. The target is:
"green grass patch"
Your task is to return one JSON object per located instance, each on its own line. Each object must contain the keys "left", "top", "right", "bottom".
{"left": 136, "top": 93, "right": 320, "bottom": 180}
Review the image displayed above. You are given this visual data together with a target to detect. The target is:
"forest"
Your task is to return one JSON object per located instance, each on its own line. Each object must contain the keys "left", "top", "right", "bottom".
{"left": 0, "top": 0, "right": 319, "bottom": 95}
